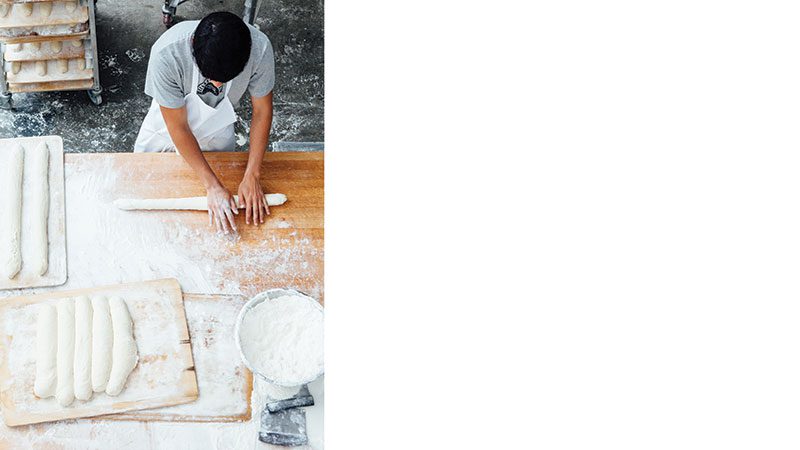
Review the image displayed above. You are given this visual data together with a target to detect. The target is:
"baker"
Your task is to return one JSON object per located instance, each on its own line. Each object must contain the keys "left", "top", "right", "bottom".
{"left": 134, "top": 11, "right": 275, "bottom": 233}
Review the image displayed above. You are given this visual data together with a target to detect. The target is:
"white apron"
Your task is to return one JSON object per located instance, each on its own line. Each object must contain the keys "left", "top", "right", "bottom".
{"left": 134, "top": 64, "right": 236, "bottom": 153}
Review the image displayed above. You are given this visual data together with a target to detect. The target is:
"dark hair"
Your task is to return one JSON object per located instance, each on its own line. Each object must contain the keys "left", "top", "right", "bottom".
{"left": 192, "top": 11, "right": 252, "bottom": 82}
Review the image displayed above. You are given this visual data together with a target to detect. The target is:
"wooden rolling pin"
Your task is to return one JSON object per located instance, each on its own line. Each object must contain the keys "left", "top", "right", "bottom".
{"left": 113, "top": 193, "right": 287, "bottom": 211}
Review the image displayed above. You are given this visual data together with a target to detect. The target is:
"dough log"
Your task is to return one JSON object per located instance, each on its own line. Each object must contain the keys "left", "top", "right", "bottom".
{"left": 114, "top": 193, "right": 287, "bottom": 211}
{"left": 33, "top": 304, "right": 57, "bottom": 398}
{"left": 73, "top": 296, "right": 92, "bottom": 400}
{"left": 55, "top": 299, "right": 75, "bottom": 407}
{"left": 105, "top": 297, "right": 137, "bottom": 396}
{"left": 28, "top": 142, "right": 50, "bottom": 276}
{"left": 1, "top": 144, "right": 23, "bottom": 279}
{"left": 91, "top": 296, "right": 112, "bottom": 392}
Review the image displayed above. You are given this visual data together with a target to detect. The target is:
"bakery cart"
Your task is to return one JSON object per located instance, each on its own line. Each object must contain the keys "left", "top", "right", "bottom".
{"left": 0, "top": 0, "right": 102, "bottom": 109}
{"left": 162, "top": 0, "right": 262, "bottom": 28}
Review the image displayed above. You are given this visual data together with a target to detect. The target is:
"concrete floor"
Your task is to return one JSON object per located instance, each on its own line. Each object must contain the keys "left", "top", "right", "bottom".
{"left": 0, "top": 0, "right": 323, "bottom": 152}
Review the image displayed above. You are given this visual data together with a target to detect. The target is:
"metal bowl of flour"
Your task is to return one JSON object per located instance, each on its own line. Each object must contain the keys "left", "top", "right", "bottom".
{"left": 234, "top": 288, "right": 324, "bottom": 388}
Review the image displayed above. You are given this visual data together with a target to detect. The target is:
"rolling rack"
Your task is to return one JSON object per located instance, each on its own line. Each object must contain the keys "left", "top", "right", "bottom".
{"left": 0, "top": 0, "right": 102, "bottom": 109}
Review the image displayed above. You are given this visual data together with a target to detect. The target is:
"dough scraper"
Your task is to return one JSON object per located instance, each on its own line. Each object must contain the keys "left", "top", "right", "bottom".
{"left": 259, "top": 385, "right": 315, "bottom": 446}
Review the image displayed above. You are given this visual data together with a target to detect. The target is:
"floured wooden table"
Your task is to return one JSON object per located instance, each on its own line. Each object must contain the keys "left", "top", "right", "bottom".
{"left": 0, "top": 151, "right": 325, "bottom": 449}
{"left": 58, "top": 151, "right": 324, "bottom": 301}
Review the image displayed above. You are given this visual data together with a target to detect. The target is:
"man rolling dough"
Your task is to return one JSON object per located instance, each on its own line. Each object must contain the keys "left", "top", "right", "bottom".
{"left": 134, "top": 11, "right": 274, "bottom": 233}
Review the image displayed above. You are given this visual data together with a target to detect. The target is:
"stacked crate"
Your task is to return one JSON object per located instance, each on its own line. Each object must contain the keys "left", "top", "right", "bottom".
{"left": 0, "top": 0, "right": 101, "bottom": 108}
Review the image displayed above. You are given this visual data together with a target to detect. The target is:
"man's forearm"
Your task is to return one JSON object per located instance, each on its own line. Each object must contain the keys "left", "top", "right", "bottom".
{"left": 169, "top": 122, "right": 221, "bottom": 189}
{"left": 246, "top": 103, "right": 273, "bottom": 178}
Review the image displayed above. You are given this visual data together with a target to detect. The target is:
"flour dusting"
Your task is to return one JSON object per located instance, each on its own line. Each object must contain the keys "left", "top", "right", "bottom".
{"left": 0, "top": 157, "right": 324, "bottom": 448}
{"left": 52, "top": 157, "right": 321, "bottom": 299}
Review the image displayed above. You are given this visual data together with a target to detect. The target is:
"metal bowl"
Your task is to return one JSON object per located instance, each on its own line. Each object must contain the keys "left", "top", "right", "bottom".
{"left": 234, "top": 288, "right": 324, "bottom": 387}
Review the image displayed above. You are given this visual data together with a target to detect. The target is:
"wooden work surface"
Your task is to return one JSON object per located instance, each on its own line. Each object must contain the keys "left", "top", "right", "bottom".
{"left": 62, "top": 151, "right": 324, "bottom": 302}
{"left": 0, "top": 152, "right": 324, "bottom": 447}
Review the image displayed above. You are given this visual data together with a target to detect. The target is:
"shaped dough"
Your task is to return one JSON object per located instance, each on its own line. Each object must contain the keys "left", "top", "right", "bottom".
{"left": 39, "top": 2, "right": 52, "bottom": 17}
{"left": 57, "top": 59, "right": 69, "bottom": 74}
{"left": 35, "top": 61, "right": 47, "bottom": 77}
{"left": 19, "top": 2, "right": 33, "bottom": 16}
{"left": 33, "top": 304, "right": 57, "bottom": 398}
{"left": 64, "top": 1, "right": 77, "bottom": 12}
{"left": 113, "top": 193, "right": 288, "bottom": 211}
{"left": 50, "top": 41, "right": 62, "bottom": 54}
{"left": 73, "top": 296, "right": 92, "bottom": 400}
{"left": 0, "top": 4, "right": 10, "bottom": 17}
{"left": 28, "top": 142, "right": 49, "bottom": 276}
{"left": 55, "top": 299, "right": 75, "bottom": 407}
{"left": 91, "top": 296, "right": 112, "bottom": 392}
{"left": 105, "top": 297, "right": 137, "bottom": 396}
{"left": 1, "top": 144, "right": 23, "bottom": 279}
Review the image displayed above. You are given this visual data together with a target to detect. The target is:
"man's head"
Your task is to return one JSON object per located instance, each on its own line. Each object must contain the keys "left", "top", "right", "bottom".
{"left": 192, "top": 11, "right": 252, "bottom": 83}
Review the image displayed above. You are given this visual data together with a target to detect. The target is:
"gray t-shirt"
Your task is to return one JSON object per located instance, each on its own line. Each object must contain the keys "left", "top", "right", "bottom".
{"left": 144, "top": 20, "right": 275, "bottom": 109}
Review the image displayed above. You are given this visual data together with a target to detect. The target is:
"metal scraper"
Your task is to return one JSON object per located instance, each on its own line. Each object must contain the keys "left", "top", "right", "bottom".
{"left": 266, "top": 385, "right": 315, "bottom": 413}
{"left": 260, "top": 406, "right": 308, "bottom": 446}
{"left": 259, "top": 386, "right": 315, "bottom": 446}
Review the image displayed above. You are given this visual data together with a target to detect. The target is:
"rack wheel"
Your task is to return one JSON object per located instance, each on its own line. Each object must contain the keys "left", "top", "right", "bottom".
{"left": 0, "top": 93, "right": 12, "bottom": 110}
{"left": 87, "top": 88, "right": 102, "bottom": 105}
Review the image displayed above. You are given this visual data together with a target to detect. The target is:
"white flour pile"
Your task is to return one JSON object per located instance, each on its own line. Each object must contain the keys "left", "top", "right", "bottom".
{"left": 239, "top": 295, "right": 323, "bottom": 386}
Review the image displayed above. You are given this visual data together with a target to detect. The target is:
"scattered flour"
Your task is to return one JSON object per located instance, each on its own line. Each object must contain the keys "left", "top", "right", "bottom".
{"left": 124, "top": 48, "right": 145, "bottom": 63}
{"left": 239, "top": 294, "right": 323, "bottom": 386}
{"left": 0, "top": 376, "right": 324, "bottom": 450}
{"left": 0, "top": 157, "right": 324, "bottom": 448}
{"left": 8, "top": 156, "right": 325, "bottom": 300}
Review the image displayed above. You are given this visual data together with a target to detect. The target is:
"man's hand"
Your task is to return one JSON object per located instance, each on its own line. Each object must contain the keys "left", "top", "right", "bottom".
{"left": 207, "top": 183, "right": 238, "bottom": 234}
{"left": 161, "top": 105, "right": 238, "bottom": 234}
{"left": 238, "top": 172, "right": 269, "bottom": 224}
{"left": 240, "top": 92, "right": 273, "bottom": 225}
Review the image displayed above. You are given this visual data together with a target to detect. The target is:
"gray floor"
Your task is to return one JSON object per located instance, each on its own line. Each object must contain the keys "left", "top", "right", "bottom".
{"left": 0, "top": 0, "right": 323, "bottom": 152}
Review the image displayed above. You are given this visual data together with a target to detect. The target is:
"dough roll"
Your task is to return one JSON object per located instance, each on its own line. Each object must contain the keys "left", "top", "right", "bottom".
{"left": 105, "top": 297, "right": 138, "bottom": 396}
{"left": 113, "top": 193, "right": 287, "bottom": 211}
{"left": 33, "top": 304, "right": 57, "bottom": 398}
{"left": 27, "top": 142, "right": 50, "bottom": 276}
{"left": 55, "top": 299, "right": 75, "bottom": 407}
{"left": 1, "top": 144, "right": 23, "bottom": 279}
{"left": 73, "top": 296, "right": 93, "bottom": 401}
{"left": 91, "top": 296, "right": 113, "bottom": 392}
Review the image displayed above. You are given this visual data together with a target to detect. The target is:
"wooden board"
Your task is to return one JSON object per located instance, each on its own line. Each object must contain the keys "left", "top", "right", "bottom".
{"left": 6, "top": 58, "right": 91, "bottom": 83}
{"left": 0, "top": 30, "right": 85, "bottom": 44}
{"left": 0, "top": 278, "right": 198, "bottom": 426}
{"left": 105, "top": 293, "right": 252, "bottom": 422}
{"left": 0, "top": 0, "right": 73, "bottom": 4}
{"left": 5, "top": 38, "right": 85, "bottom": 61}
{"left": 8, "top": 76, "right": 90, "bottom": 92}
{"left": 0, "top": 136, "right": 66, "bottom": 291}
{"left": 63, "top": 152, "right": 325, "bottom": 302}
{"left": 0, "top": 3, "right": 87, "bottom": 29}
